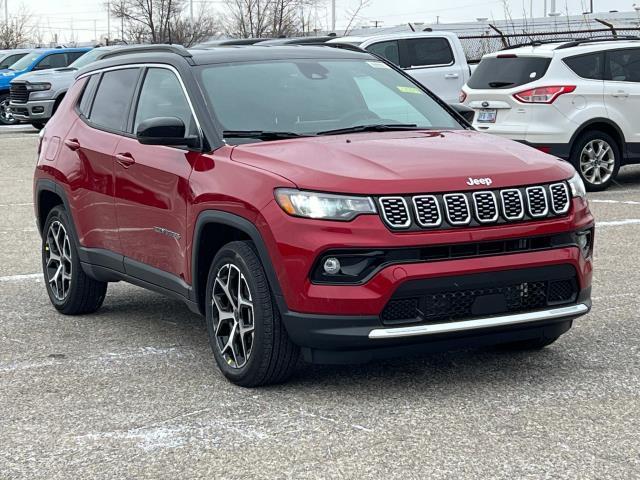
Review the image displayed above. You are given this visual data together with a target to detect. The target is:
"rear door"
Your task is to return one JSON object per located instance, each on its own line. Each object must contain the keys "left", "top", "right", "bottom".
{"left": 603, "top": 47, "right": 640, "bottom": 147}
{"left": 113, "top": 67, "right": 198, "bottom": 279}
{"left": 398, "top": 37, "right": 463, "bottom": 103}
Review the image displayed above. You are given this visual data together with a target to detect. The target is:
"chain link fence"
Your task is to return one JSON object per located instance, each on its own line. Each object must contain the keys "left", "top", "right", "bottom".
{"left": 459, "top": 26, "right": 640, "bottom": 63}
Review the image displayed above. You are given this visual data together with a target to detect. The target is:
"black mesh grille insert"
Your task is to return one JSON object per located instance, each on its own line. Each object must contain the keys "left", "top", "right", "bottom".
{"left": 473, "top": 191, "right": 498, "bottom": 223}
{"left": 379, "top": 197, "right": 410, "bottom": 228}
{"left": 9, "top": 83, "right": 28, "bottom": 103}
{"left": 413, "top": 195, "right": 441, "bottom": 227}
{"left": 550, "top": 183, "right": 570, "bottom": 214}
{"left": 444, "top": 194, "right": 471, "bottom": 225}
{"left": 526, "top": 186, "right": 548, "bottom": 217}
{"left": 501, "top": 189, "right": 524, "bottom": 220}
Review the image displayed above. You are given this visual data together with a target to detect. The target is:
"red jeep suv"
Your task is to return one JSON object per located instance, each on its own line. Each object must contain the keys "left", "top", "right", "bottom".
{"left": 34, "top": 45, "right": 594, "bottom": 386}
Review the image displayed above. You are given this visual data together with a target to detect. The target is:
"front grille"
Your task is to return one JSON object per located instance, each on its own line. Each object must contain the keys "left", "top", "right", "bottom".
{"left": 380, "top": 266, "right": 578, "bottom": 325}
{"left": 526, "top": 186, "right": 548, "bottom": 217}
{"left": 377, "top": 182, "right": 570, "bottom": 231}
{"left": 379, "top": 197, "right": 411, "bottom": 228}
{"left": 550, "top": 183, "right": 570, "bottom": 214}
{"left": 443, "top": 194, "right": 471, "bottom": 225}
{"left": 9, "top": 83, "right": 28, "bottom": 103}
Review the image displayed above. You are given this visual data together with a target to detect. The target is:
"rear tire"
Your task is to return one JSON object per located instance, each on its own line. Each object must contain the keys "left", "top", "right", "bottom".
{"left": 42, "top": 206, "right": 107, "bottom": 315}
{"left": 570, "top": 130, "right": 620, "bottom": 191}
{"left": 205, "top": 241, "right": 299, "bottom": 387}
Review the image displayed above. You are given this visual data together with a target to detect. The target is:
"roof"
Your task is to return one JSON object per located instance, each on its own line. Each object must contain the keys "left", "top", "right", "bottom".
{"left": 484, "top": 39, "right": 640, "bottom": 58}
{"left": 328, "top": 31, "right": 459, "bottom": 45}
{"left": 78, "top": 44, "right": 373, "bottom": 76}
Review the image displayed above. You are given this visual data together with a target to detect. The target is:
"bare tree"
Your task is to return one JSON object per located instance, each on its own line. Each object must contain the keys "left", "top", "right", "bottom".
{"left": 109, "top": 0, "right": 219, "bottom": 45}
{"left": 343, "top": 0, "right": 371, "bottom": 36}
{"left": 0, "top": 13, "right": 34, "bottom": 49}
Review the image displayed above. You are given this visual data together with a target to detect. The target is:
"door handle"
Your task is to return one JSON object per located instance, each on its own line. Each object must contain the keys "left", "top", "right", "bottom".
{"left": 115, "top": 152, "right": 136, "bottom": 168}
{"left": 64, "top": 138, "right": 81, "bottom": 151}
{"left": 611, "top": 91, "right": 629, "bottom": 98}
{"left": 444, "top": 73, "right": 459, "bottom": 79}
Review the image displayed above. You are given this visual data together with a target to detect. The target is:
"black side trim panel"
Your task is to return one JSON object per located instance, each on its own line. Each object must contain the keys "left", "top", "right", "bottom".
{"left": 124, "top": 256, "right": 191, "bottom": 299}
{"left": 78, "top": 247, "right": 124, "bottom": 272}
{"left": 192, "top": 210, "right": 286, "bottom": 311}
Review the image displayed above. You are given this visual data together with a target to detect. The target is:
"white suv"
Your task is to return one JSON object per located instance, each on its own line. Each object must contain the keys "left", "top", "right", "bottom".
{"left": 461, "top": 38, "right": 640, "bottom": 191}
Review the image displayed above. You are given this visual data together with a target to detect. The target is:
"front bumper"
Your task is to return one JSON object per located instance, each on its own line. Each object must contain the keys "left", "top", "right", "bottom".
{"left": 9, "top": 99, "right": 55, "bottom": 121}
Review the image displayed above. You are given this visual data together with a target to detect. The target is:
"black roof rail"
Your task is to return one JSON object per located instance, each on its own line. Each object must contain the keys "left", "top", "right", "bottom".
{"left": 555, "top": 35, "right": 640, "bottom": 49}
{"left": 99, "top": 44, "right": 193, "bottom": 60}
{"left": 500, "top": 38, "right": 578, "bottom": 51}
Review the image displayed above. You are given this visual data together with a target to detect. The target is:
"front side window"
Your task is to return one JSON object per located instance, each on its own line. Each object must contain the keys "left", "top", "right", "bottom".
{"left": 405, "top": 38, "right": 454, "bottom": 67}
{"left": 366, "top": 41, "right": 400, "bottom": 66}
{"left": 89, "top": 68, "right": 139, "bottom": 131}
{"left": 606, "top": 48, "right": 640, "bottom": 82}
{"left": 134, "top": 68, "right": 195, "bottom": 135}
{"left": 198, "top": 58, "right": 461, "bottom": 143}
{"left": 35, "top": 53, "right": 68, "bottom": 70}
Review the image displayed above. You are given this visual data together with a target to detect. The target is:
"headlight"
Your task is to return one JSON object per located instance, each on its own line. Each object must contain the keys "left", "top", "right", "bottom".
{"left": 568, "top": 172, "right": 586, "bottom": 198}
{"left": 275, "top": 188, "right": 376, "bottom": 221}
{"left": 27, "top": 83, "right": 51, "bottom": 91}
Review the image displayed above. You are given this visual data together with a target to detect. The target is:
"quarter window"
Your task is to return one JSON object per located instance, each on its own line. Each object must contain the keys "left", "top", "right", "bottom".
{"left": 405, "top": 38, "right": 454, "bottom": 67}
{"left": 564, "top": 53, "right": 604, "bottom": 80}
{"left": 89, "top": 68, "right": 139, "bottom": 131}
{"left": 366, "top": 41, "right": 400, "bottom": 66}
{"left": 77, "top": 74, "right": 100, "bottom": 117}
{"left": 606, "top": 49, "right": 640, "bottom": 82}
{"left": 134, "top": 68, "right": 196, "bottom": 135}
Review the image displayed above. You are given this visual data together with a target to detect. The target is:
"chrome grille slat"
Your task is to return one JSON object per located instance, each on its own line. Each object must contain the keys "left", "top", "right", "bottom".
{"left": 9, "top": 83, "right": 28, "bottom": 104}
{"left": 549, "top": 183, "right": 570, "bottom": 214}
{"left": 412, "top": 195, "right": 441, "bottom": 227}
{"left": 526, "top": 186, "right": 549, "bottom": 218}
{"left": 379, "top": 197, "right": 411, "bottom": 228}
{"left": 472, "top": 191, "right": 499, "bottom": 223}
{"left": 443, "top": 194, "right": 471, "bottom": 225}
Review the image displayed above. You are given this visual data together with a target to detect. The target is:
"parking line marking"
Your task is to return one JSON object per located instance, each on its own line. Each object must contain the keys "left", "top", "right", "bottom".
{"left": 0, "top": 202, "right": 33, "bottom": 207}
{"left": 596, "top": 219, "right": 640, "bottom": 227}
{"left": 0, "top": 273, "right": 42, "bottom": 283}
{"left": 591, "top": 199, "right": 640, "bottom": 206}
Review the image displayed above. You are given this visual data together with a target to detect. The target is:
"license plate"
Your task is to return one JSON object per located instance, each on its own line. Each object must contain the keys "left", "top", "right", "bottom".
{"left": 477, "top": 108, "right": 497, "bottom": 123}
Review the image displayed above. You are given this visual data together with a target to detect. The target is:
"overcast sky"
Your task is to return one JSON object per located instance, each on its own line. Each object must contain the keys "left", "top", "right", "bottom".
{"left": 7, "top": 0, "right": 637, "bottom": 42}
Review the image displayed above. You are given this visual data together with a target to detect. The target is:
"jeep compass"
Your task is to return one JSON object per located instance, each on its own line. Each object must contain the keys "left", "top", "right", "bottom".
{"left": 34, "top": 45, "right": 594, "bottom": 386}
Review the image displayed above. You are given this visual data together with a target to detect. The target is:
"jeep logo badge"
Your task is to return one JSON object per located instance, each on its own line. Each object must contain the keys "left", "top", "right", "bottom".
{"left": 466, "top": 177, "right": 493, "bottom": 187}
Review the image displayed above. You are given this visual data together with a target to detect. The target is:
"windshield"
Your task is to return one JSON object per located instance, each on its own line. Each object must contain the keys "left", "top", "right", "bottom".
{"left": 198, "top": 58, "right": 462, "bottom": 141}
{"left": 468, "top": 56, "right": 552, "bottom": 89}
{"left": 69, "top": 49, "right": 103, "bottom": 69}
{"left": 9, "top": 51, "right": 41, "bottom": 71}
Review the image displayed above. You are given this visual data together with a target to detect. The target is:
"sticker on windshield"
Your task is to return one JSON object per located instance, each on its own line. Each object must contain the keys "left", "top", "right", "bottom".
{"left": 367, "top": 61, "right": 391, "bottom": 69}
{"left": 397, "top": 85, "right": 423, "bottom": 94}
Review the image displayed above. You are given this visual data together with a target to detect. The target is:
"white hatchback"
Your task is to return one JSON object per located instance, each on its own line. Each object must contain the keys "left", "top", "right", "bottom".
{"left": 461, "top": 38, "right": 640, "bottom": 191}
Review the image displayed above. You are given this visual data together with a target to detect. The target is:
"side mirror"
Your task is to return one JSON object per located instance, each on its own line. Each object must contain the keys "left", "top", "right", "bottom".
{"left": 136, "top": 116, "right": 200, "bottom": 149}
{"left": 449, "top": 103, "right": 475, "bottom": 124}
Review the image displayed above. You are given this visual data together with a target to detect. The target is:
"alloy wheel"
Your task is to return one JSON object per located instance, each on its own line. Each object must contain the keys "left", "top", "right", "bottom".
{"left": 0, "top": 98, "right": 16, "bottom": 125}
{"left": 45, "top": 221, "right": 72, "bottom": 301}
{"left": 579, "top": 139, "right": 615, "bottom": 185}
{"left": 211, "top": 263, "right": 255, "bottom": 369}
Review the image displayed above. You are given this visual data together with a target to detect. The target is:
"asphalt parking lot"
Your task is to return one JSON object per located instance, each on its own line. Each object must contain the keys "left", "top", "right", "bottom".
{"left": 1, "top": 127, "right": 639, "bottom": 479}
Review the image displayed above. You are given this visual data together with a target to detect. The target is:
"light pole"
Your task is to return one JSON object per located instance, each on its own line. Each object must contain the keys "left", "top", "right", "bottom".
{"left": 107, "top": 0, "right": 111, "bottom": 42}
{"left": 331, "top": 0, "right": 335, "bottom": 32}
{"left": 5, "top": 0, "right": 8, "bottom": 24}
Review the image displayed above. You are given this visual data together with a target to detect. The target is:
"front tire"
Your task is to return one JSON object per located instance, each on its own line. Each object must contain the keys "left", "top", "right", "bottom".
{"left": 570, "top": 130, "right": 620, "bottom": 191}
{"left": 42, "top": 206, "right": 107, "bottom": 315}
{"left": 32, "top": 121, "right": 46, "bottom": 130}
{"left": 0, "top": 93, "right": 18, "bottom": 125}
{"left": 205, "top": 241, "right": 299, "bottom": 387}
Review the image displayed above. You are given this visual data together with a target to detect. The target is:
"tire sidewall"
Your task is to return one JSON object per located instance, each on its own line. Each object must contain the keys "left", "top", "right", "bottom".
{"left": 0, "top": 94, "right": 17, "bottom": 126}
{"left": 205, "top": 244, "right": 272, "bottom": 383}
{"left": 42, "top": 206, "right": 83, "bottom": 310}
{"left": 571, "top": 131, "right": 621, "bottom": 191}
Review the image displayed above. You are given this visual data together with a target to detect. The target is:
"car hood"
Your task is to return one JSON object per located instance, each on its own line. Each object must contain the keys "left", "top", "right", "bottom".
{"left": 230, "top": 130, "right": 575, "bottom": 194}
{"left": 10, "top": 68, "right": 75, "bottom": 84}
{"left": 0, "top": 69, "right": 26, "bottom": 86}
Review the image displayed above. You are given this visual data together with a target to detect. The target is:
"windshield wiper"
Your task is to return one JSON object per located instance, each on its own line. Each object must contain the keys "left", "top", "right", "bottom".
{"left": 223, "top": 130, "right": 309, "bottom": 141}
{"left": 488, "top": 81, "right": 515, "bottom": 88}
{"left": 316, "top": 124, "right": 420, "bottom": 136}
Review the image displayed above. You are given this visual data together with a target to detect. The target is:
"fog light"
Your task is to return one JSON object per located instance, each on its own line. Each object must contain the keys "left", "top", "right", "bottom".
{"left": 32, "top": 106, "right": 44, "bottom": 114}
{"left": 577, "top": 230, "right": 592, "bottom": 258}
{"left": 323, "top": 257, "right": 341, "bottom": 275}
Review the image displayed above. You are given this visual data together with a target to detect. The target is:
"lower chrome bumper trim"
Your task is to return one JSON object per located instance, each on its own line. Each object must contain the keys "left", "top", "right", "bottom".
{"left": 368, "top": 303, "right": 589, "bottom": 339}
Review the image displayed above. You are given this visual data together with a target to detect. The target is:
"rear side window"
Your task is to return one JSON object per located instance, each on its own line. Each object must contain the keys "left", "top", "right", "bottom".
{"left": 563, "top": 53, "right": 604, "bottom": 80}
{"left": 67, "top": 51, "right": 86, "bottom": 63}
{"left": 606, "top": 48, "right": 640, "bottom": 82}
{"left": 89, "top": 68, "right": 139, "bottom": 131}
{"left": 366, "top": 41, "right": 400, "bottom": 66}
{"left": 467, "top": 56, "right": 552, "bottom": 89}
{"left": 405, "top": 38, "right": 454, "bottom": 67}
